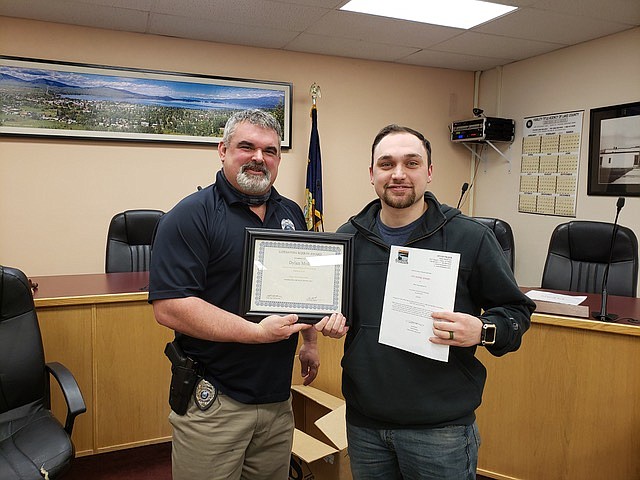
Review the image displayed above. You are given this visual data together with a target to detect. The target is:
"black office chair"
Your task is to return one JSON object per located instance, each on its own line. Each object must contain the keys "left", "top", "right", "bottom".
{"left": 0, "top": 265, "right": 86, "bottom": 479}
{"left": 105, "top": 209, "right": 164, "bottom": 273}
{"left": 473, "top": 217, "right": 515, "bottom": 272}
{"left": 541, "top": 221, "right": 639, "bottom": 297}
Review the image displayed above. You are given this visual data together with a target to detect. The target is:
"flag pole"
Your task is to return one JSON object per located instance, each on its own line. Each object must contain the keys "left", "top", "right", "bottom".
{"left": 310, "top": 82, "right": 321, "bottom": 107}
{"left": 305, "top": 83, "right": 324, "bottom": 232}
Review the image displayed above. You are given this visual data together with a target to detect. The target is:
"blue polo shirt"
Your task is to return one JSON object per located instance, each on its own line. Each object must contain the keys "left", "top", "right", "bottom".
{"left": 149, "top": 170, "right": 307, "bottom": 404}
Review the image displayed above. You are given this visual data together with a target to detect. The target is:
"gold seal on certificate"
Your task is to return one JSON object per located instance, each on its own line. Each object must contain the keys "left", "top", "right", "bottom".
{"left": 240, "top": 228, "right": 353, "bottom": 324}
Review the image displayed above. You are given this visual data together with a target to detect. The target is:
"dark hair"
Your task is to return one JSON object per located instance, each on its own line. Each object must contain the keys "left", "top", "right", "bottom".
{"left": 370, "top": 124, "right": 432, "bottom": 168}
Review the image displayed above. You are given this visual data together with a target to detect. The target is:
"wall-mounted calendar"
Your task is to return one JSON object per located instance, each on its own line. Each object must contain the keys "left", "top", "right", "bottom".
{"left": 519, "top": 111, "right": 583, "bottom": 216}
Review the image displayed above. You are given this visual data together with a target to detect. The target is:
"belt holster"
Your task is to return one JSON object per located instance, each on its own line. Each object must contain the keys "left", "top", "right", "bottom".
{"left": 164, "top": 340, "right": 202, "bottom": 415}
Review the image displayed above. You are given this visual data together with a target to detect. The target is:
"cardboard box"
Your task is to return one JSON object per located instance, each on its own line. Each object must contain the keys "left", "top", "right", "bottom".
{"left": 289, "top": 385, "right": 351, "bottom": 480}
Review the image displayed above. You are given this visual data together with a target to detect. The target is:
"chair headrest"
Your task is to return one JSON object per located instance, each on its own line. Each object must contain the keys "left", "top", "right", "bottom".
{"left": 108, "top": 210, "right": 164, "bottom": 245}
{"left": 473, "top": 217, "right": 513, "bottom": 249}
{"left": 0, "top": 265, "right": 35, "bottom": 322}
{"left": 551, "top": 221, "right": 637, "bottom": 263}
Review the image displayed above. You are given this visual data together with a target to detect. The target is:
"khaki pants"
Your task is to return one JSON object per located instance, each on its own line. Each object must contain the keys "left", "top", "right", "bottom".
{"left": 169, "top": 393, "right": 294, "bottom": 480}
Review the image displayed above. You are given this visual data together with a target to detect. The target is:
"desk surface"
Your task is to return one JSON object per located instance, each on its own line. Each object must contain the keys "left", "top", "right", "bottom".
{"left": 520, "top": 287, "right": 640, "bottom": 338}
{"left": 31, "top": 271, "right": 149, "bottom": 307}
{"left": 30, "top": 273, "right": 640, "bottom": 327}
{"left": 525, "top": 287, "right": 640, "bottom": 322}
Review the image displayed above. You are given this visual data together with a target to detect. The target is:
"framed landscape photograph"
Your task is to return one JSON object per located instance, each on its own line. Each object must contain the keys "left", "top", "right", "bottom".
{"left": 0, "top": 56, "right": 292, "bottom": 146}
{"left": 587, "top": 101, "right": 640, "bottom": 196}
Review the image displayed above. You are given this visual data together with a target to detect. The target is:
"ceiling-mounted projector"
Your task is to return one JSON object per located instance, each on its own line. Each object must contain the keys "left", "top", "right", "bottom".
{"left": 450, "top": 117, "right": 515, "bottom": 143}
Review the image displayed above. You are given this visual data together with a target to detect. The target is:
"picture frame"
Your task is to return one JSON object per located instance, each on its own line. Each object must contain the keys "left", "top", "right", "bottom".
{"left": 587, "top": 101, "right": 640, "bottom": 196}
{"left": 0, "top": 55, "right": 292, "bottom": 147}
{"left": 239, "top": 229, "right": 354, "bottom": 324}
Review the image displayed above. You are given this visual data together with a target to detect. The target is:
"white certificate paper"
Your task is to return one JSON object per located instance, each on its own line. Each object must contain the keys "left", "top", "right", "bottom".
{"left": 250, "top": 238, "right": 343, "bottom": 314}
{"left": 379, "top": 246, "right": 460, "bottom": 362}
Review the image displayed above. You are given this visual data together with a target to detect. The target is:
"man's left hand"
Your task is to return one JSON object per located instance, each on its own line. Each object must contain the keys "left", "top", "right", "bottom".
{"left": 430, "top": 311, "right": 483, "bottom": 347}
{"left": 298, "top": 341, "right": 320, "bottom": 385}
{"left": 315, "top": 312, "right": 349, "bottom": 338}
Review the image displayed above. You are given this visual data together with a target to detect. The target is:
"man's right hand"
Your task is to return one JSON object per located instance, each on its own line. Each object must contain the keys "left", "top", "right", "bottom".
{"left": 256, "top": 314, "right": 311, "bottom": 343}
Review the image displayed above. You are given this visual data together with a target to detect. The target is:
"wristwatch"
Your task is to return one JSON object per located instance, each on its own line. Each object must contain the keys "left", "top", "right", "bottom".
{"left": 480, "top": 319, "right": 496, "bottom": 346}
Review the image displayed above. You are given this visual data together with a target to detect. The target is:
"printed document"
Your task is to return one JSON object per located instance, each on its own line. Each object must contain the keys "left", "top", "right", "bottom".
{"left": 525, "top": 289, "right": 587, "bottom": 305}
{"left": 379, "top": 246, "right": 460, "bottom": 362}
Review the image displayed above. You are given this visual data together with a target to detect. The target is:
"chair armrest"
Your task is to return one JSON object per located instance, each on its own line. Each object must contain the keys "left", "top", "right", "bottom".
{"left": 46, "top": 361, "right": 87, "bottom": 435}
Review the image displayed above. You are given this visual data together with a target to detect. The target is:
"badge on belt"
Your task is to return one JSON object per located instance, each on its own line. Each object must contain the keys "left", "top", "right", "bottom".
{"left": 194, "top": 378, "right": 217, "bottom": 411}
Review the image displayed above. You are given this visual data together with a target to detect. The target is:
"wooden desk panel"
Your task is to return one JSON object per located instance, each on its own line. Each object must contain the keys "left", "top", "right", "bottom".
{"left": 33, "top": 272, "right": 172, "bottom": 455}
{"left": 38, "top": 305, "right": 94, "bottom": 455}
{"left": 476, "top": 314, "right": 640, "bottom": 480}
{"left": 310, "top": 295, "right": 640, "bottom": 480}
{"left": 94, "top": 302, "right": 173, "bottom": 451}
{"left": 34, "top": 272, "right": 640, "bottom": 477}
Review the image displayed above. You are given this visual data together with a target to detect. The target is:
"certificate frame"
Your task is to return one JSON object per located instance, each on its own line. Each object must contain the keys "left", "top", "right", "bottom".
{"left": 239, "top": 229, "right": 353, "bottom": 324}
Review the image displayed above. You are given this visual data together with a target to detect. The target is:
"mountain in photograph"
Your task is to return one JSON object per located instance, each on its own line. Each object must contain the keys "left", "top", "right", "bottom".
{"left": 0, "top": 72, "right": 178, "bottom": 102}
{"left": 0, "top": 72, "right": 282, "bottom": 109}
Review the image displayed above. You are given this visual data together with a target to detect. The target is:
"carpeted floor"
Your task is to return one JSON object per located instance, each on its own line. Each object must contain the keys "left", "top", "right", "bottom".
{"left": 65, "top": 442, "right": 172, "bottom": 480}
{"left": 65, "top": 442, "right": 495, "bottom": 479}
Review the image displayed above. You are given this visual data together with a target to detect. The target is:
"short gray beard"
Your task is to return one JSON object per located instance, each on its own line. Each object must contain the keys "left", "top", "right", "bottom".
{"left": 236, "top": 164, "right": 272, "bottom": 194}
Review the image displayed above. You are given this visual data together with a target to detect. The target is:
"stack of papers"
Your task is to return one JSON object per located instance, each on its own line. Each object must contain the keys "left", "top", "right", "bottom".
{"left": 525, "top": 289, "right": 590, "bottom": 318}
{"left": 525, "top": 290, "right": 587, "bottom": 305}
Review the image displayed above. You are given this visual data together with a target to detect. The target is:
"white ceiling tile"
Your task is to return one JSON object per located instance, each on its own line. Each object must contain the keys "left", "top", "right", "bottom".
{"left": 148, "top": 13, "right": 299, "bottom": 49}
{"left": 212, "top": 0, "right": 330, "bottom": 31}
{"left": 305, "top": 10, "right": 463, "bottom": 48}
{"left": 0, "top": 0, "right": 52, "bottom": 18}
{"left": 0, "top": 0, "right": 637, "bottom": 72}
{"left": 399, "top": 50, "right": 510, "bottom": 71}
{"left": 0, "top": 0, "right": 149, "bottom": 32}
{"left": 276, "top": 0, "right": 345, "bottom": 7}
{"left": 433, "top": 31, "right": 564, "bottom": 60}
{"left": 73, "top": 0, "right": 154, "bottom": 8}
{"left": 475, "top": 7, "right": 635, "bottom": 44}
{"left": 150, "top": 0, "right": 218, "bottom": 17}
{"left": 285, "top": 33, "right": 419, "bottom": 62}
{"left": 531, "top": 0, "right": 640, "bottom": 25}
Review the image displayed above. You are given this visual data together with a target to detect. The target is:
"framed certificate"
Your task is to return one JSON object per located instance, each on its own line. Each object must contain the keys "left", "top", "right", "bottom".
{"left": 240, "top": 229, "right": 353, "bottom": 324}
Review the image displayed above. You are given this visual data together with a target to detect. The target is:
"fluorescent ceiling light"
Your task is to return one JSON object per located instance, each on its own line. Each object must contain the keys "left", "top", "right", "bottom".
{"left": 340, "top": 0, "right": 517, "bottom": 29}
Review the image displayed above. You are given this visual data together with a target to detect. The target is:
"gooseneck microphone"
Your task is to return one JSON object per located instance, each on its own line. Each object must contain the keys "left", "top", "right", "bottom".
{"left": 456, "top": 182, "right": 469, "bottom": 209}
{"left": 592, "top": 197, "right": 625, "bottom": 322}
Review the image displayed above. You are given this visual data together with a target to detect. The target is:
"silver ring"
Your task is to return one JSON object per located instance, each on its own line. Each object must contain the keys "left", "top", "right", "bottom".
{"left": 449, "top": 331, "right": 455, "bottom": 340}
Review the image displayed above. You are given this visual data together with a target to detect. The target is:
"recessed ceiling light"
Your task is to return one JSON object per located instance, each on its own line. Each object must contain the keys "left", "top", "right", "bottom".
{"left": 340, "top": 0, "right": 518, "bottom": 29}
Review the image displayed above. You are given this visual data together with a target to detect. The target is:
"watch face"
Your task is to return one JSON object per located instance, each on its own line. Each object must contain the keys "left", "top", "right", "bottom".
{"left": 482, "top": 323, "right": 496, "bottom": 345}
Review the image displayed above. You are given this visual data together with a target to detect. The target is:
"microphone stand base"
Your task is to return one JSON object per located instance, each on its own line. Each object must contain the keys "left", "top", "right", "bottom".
{"left": 592, "top": 311, "right": 618, "bottom": 322}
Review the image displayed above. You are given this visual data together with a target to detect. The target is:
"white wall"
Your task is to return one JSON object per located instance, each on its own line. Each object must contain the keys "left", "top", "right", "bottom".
{"left": 2, "top": 16, "right": 638, "bottom": 292}
{"left": 0, "top": 17, "right": 473, "bottom": 276}
{"left": 473, "top": 27, "right": 640, "bottom": 295}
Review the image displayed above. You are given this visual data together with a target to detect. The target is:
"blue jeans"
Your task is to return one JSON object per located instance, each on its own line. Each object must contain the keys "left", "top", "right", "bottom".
{"left": 347, "top": 422, "right": 480, "bottom": 480}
